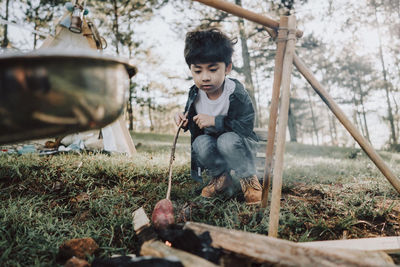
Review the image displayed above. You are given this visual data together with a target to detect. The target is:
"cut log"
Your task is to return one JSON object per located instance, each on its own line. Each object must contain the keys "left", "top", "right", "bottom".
{"left": 184, "top": 222, "right": 394, "bottom": 266}
{"left": 298, "top": 236, "right": 400, "bottom": 254}
{"left": 140, "top": 240, "right": 218, "bottom": 267}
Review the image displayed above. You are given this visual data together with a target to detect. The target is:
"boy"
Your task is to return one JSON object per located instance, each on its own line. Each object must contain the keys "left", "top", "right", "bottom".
{"left": 174, "top": 28, "right": 262, "bottom": 205}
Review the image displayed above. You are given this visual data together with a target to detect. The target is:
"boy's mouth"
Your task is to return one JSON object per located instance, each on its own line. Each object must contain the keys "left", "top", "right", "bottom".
{"left": 201, "top": 85, "right": 213, "bottom": 89}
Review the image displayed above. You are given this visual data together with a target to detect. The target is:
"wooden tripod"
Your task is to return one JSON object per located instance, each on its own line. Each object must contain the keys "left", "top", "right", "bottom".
{"left": 193, "top": 0, "right": 400, "bottom": 238}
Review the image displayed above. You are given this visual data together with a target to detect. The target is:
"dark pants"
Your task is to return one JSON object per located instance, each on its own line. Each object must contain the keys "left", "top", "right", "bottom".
{"left": 192, "top": 132, "right": 256, "bottom": 180}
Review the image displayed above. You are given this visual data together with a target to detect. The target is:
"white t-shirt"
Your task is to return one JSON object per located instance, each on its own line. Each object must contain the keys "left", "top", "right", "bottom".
{"left": 195, "top": 77, "right": 235, "bottom": 117}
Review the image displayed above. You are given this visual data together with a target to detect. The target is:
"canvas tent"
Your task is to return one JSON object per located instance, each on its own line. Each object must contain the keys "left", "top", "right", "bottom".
{"left": 40, "top": 2, "right": 136, "bottom": 156}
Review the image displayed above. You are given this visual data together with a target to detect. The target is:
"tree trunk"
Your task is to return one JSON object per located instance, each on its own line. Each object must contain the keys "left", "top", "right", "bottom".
{"left": 332, "top": 113, "right": 338, "bottom": 145}
{"left": 287, "top": 104, "right": 297, "bottom": 142}
{"left": 351, "top": 89, "right": 364, "bottom": 139}
{"left": 128, "top": 48, "right": 134, "bottom": 131}
{"left": 112, "top": 0, "right": 120, "bottom": 55}
{"left": 357, "top": 78, "right": 371, "bottom": 143}
{"left": 327, "top": 108, "right": 335, "bottom": 145}
{"left": 235, "top": 0, "right": 259, "bottom": 127}
{"left": 1, "top": 0, "right": 10, "bottom": 48}
{"left": 373, "top": 2, "right": 397, "bottom": 144}
{"left": 148, "top": 99, "right": 154, "bottom": 132}
{"left": 390, "top": 92, "right": 399, "bottom": 142}
{"left": 253, "top": 56, "right": 263, "bottom": 126}
{"left": 128, "top": 80, "right": 134, "bottom": 131}
{"left": 306, "top": 87, "right": 319, "bottom": 145}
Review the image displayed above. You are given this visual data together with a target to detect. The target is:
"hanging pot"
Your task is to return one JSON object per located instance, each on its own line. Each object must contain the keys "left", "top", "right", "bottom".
{"left": 0, "top": 48, "right": 137, "bottom": 144}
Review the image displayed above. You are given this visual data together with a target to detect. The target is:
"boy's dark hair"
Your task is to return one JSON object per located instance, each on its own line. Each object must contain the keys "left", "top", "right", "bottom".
{"left": 184, "top": 28, "right": 235, "bottom": 67}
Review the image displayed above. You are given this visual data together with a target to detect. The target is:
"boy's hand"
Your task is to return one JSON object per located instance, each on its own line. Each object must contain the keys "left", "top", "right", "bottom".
{"left": 193, "top": 114, "right": 215, "bottom": 129}
{"left": 174, "top": 112, "right": 188, "bottom": 127}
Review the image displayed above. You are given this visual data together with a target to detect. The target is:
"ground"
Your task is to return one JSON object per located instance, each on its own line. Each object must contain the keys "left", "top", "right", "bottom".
{"left": 0, "top": 131, "right": 399, "bottom": 265}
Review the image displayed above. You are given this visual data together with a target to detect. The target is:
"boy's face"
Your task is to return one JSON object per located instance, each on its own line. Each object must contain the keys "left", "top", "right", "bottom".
{"left": 190, "top": 62, "right": 232, "bottom": 95}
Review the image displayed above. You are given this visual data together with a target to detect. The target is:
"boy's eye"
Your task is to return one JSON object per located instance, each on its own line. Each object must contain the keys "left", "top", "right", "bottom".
{"left": 210, "top": 69, "right": 218, "bottom": 72}
{"left": 194, "top": 71, "right": 201, "bottom": 74}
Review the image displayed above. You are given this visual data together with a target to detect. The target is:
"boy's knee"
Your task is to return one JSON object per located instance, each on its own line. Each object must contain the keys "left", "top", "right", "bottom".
{"left": 193, "top": 135, "right": 216, "bottom": 157}
{"left": 217, "top": 132, "right": 242, "bottom": 155}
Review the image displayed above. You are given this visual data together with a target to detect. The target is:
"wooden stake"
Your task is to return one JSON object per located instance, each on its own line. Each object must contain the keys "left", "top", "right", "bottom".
{"left": 261, "top": 16, "right": 288, "bottom": 209}
{"left": 268, "top": 15, "right": 297, "bottom": 238}
{"left": 293, "top": 54, "right": 400, "bottom": 194}
{"left": 192, "top": 0, "right": 302, "bottom": 38}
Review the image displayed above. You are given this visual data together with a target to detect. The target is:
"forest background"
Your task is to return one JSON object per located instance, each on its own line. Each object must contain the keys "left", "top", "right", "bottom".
{"left": 1, "top": 0, "right": 400, "bottom": 150}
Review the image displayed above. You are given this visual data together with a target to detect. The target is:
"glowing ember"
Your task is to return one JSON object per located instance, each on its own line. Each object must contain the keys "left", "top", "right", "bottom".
{"left": 165, "top": 241, "right": 172, "bottom": 247}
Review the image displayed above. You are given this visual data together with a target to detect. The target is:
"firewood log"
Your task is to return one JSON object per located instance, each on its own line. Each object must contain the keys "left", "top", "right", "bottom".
{"left": 184, "top": 222, "right": 394, "bottom": 267}
{"left": 140, "top": 240, "right": 218, "bottom": 267}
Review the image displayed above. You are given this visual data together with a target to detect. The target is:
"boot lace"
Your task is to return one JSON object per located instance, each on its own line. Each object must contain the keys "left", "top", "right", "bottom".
{"left": 241, "top": 176, "right": 262, "bottom": 192}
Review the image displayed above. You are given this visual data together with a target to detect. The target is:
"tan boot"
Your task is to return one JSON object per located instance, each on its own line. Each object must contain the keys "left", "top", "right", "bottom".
{"left": 240, "top": 175, "right": 262, "bottom": 205}
{"left": 201, "top": 172, "right": 233, "bottom": 198}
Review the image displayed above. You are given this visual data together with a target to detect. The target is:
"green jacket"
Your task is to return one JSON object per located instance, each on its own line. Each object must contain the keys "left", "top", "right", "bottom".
{"left": 183, "top": 78, "right": 258, "bottom": 181}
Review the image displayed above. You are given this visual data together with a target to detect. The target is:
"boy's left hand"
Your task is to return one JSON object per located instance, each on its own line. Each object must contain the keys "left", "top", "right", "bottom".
{"left": 193, "top": 114, "right": 215, "bottom": 129}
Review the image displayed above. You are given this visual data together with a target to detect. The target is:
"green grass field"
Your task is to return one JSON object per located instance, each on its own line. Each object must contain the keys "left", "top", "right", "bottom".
{"left": 1, "top": 132, "right": 399, "bottom": 265}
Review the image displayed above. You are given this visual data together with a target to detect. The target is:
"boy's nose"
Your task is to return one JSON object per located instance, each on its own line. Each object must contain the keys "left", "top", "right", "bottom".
{"left": 201, "top": 73, "right": 211, "bottom": 81}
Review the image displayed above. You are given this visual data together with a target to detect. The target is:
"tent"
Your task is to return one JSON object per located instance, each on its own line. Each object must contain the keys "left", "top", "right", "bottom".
{"left": 40, "top": 1, "right": 136, "bottom": 156}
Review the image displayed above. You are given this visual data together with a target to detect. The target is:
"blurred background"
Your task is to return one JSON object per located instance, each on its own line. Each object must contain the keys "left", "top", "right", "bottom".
{"left": 1, "top": 0, "right": 399, "bottom": 150}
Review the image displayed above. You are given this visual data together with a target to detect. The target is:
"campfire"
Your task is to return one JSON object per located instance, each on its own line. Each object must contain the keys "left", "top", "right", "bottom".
{"left": 131, "top": 207, "right": 395, "bottom": 267}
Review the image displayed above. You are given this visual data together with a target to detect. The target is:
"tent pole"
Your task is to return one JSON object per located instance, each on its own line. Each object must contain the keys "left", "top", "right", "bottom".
{"left": 293, "top": 55, "right": 400, "bottom": 194}
{"left": 261, "top": 16, "right": 288, "bottom": 209}
{"left": 192, "top": 0, "right": 302, "bottom": 38}
{"left": 268, "top": 15, "right": 297, "bottom": 238}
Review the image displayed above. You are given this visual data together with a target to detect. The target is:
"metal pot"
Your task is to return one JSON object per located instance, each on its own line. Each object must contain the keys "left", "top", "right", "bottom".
{"left": 0, "top": 49, "right": 137, "bottom": 144}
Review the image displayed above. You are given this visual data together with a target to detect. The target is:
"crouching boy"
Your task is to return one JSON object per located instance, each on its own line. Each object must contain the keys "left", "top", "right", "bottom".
{"left": 174, "top": 28, "right": 262, "bottom": 205}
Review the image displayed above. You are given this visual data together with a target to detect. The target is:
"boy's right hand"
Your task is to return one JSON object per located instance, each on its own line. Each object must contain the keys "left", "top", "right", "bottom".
{"left": 174, "top": 112, "right": 188, "bottom": 127}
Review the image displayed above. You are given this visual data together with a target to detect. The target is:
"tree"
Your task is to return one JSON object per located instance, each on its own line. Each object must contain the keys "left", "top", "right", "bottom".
{"left": 334, "top": 49, "right": 377, "bottom": 143}
{"left": 370, "top": 0, "right": 397, "bottom": 145}
{"left": 1, "top": 0, "right": 10, "bottom": 48}
{"left": 24, "top": 0, "right": 61, "bottom": 49}
{"left": 234, "top": 0, "right": 259, "bottom": 126}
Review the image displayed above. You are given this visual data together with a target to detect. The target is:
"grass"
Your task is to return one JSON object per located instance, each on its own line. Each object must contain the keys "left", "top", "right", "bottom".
{"left": 0, "top": 132, "right": 399, "bottom": 265}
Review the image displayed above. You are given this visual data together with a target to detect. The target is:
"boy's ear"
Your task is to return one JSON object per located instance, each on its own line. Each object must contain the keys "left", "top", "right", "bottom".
{"left": 225, "top": 63, "right": 232, "bottom": 74}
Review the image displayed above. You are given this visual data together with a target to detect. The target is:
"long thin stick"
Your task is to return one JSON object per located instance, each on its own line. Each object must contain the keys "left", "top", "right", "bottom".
{"left": 268, "top": 15, "right": 297, "bottom": 238}
{"left": 293, "top": 54, "right": 400, "bottom": 194}
{"left": 192, "top": 0, "right": 302, "bottom": 38}
{"left": 261, "top": 16, "right": 288, "bottom": 209}
{"left": 166, "top": 120, "right": 185, "bottom": 200}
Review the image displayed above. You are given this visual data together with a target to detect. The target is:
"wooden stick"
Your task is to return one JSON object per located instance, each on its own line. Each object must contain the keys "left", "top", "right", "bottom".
{"left": 261, "top": 16, "right": 288, "bottom": 209}
{"left": 192, "top": 0, "right": 303, "bottom": 38}
{"left": 298, "top": 236, "right": 400, "bottom": 254}
{"left": 268, "top": 15, "right": 297, "bottom": 238}
{"left": 184, "top": 222, "right": 394, "bottom": 266}
{"left": 166, "top": 120, "right": 185, "bottom": 200}
{"left": 293, "top": 54, "right": 400, "bottom": 194}
{"left": 141, "top": 240, "right": 219, "bottom": 267}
